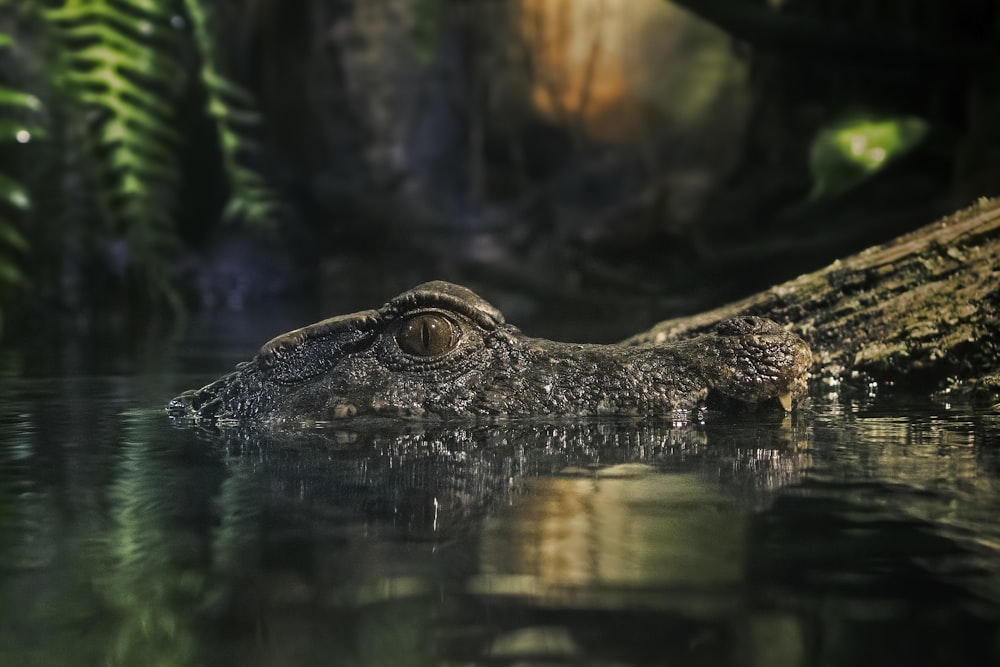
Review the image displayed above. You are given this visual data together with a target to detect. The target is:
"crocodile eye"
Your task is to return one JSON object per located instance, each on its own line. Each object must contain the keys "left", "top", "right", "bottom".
{"left": 395, "top": 313, "right": 456, "bottom": 357}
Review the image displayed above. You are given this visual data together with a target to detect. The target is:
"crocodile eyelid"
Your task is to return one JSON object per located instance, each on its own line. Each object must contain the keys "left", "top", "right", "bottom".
{"left": 382, "top": 281, "right": 504, "bottom": 329}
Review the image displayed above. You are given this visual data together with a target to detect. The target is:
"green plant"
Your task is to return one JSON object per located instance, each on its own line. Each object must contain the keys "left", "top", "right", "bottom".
{"left": 0, "top": 0, "right": 279, "bottom": 315}
{"left": 42, "top": 0, "right": 280, "bottom": 309}
{"left": 181, "top": 0, "right": 278, "bottom": 225}
{"left": 0, "top": 29, "right": 44, "bottom": 333}
{"left": 42, "top": 0, "right": 185, "bottom": 305}
{"left": 809, "top": 111, "right": 929, "bottom": 200}
{"left": 411, "top": 0, "right": 443, "bottom": 66}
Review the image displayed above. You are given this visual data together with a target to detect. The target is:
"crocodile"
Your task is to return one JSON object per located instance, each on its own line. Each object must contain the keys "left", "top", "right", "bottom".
{"left": 167, "top": 280, "right": 811, "bottom": 424}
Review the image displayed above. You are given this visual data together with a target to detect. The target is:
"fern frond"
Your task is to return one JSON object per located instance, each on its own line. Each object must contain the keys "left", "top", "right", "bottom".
{"left": 181, "top": 0, "right": 278, "bottom": 227}
{"left": 0, "top": 220, "right": 26, "bottom": 285}
{"left": 0, "top": 214, "right": 28, "bottom": 252}
{"left": 44, "top": 0, "right": 186, "bottom": 304}
{"left": 0, "top": 30, "right": 38, "bottom": 300}
{"left": 0, "top": 173, "right": 30, "bottom": 212}
{"left": 0, "top": 87, "right": 42, "bottom": 111}
{"left": 0, "top": 118, "right": 45, "bottom": 143}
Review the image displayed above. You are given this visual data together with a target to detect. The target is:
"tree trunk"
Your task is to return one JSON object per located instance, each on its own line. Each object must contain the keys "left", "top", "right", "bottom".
{"left": 626, "top": 198, "right": 1000, "bottom": 394}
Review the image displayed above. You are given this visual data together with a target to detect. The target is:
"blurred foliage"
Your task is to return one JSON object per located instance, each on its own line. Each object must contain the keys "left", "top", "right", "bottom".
{"left": 411, "top": 0, "right": 442, "bottom": 66}
{"left": 0, "top": 22, "right": 43, "bottom": 334}
{"left": 181, "top": 0, "right": 278, "bottom": 225}
{"left": 809, "top": 112, "right": 929, "bottom": 200}
{"left": 42, "top": 0, "right": 189, "bottom": 310}
{"left": 0, "top": 0, "right": 277, "bottom": 323}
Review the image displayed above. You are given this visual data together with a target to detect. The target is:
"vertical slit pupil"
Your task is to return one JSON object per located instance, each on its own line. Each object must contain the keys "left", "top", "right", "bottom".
{"left": 396, "top": 313, "right": 456, "bottom": 357}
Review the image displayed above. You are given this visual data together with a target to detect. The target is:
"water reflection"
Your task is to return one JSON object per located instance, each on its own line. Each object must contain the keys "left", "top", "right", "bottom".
{"left": 474, "top": 467, "right": 748, "bottom": 615}
{"left": 0, "top": 380, "right": 998, "bottom": 666}
{"left": 199, "top": 416, "right": 806, "bottom": 537}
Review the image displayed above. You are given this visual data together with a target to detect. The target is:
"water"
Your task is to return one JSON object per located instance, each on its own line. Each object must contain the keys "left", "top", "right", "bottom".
{"left": 1, "top": 347, "right": 999, "bottom": 666}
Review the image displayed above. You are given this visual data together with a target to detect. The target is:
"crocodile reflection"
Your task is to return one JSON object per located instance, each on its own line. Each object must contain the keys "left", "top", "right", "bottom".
{"left": 168, "top": 281, "right": 811, "bottom": 424}
{"left": 201, "top": 419, "right": 806, "bottom": 535}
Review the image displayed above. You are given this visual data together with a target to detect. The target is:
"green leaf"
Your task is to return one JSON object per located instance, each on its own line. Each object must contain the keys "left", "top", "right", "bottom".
{"left": 0, "top": 30, "right": 34, "bottom": 301}
{"left": 411, "top": 0, "right": 442, "bottom": 66}
{"left": 0, "top": 256, "right": 25, "bottom": 286}
{"left": 45, "top": 0, "right": 185, "bottom": 254}
{"left": 202, "top": 70, "right": 256, "bottom": 107}
{"left": 0, "top": 119, "right": 46, "bottom": 144}
{"left": 206, "top": 97, "right": 260, "bottom": 125}
{"left": 0, "top": 87, "right": 42, "bottom": 111}
{"left": 182, "top": 0, "right": 278, "bottom": 227}
{"left": 0, "top": 174, "right": 30, "bottom": 211}
{"left": 0, "top": 265, "right": 24, "bottom": 286}
{"left": 35, "top": 0, "right": 280, "bottom": 311}
{"left": 118, "top": 0, "right": 167, "bottom": 14}
{"left": 809, "top": 112, "right": 929, "bottom": 200}
{"left": 0, "top": 220, "right": 28, "bottom": 252}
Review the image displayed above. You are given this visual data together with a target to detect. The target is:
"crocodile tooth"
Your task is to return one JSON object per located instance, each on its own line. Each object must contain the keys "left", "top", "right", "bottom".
{"left": 778, "top": 392, "right": 793, "bottom": 412}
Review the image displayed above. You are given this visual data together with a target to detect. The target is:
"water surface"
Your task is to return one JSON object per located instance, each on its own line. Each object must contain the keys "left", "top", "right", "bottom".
{"left": 1, "top": 354, "right": 998, "bottom": 666}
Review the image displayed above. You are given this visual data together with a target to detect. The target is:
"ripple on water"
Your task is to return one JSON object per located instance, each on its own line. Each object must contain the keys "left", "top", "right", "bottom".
{"left": 0, "top": 378, "right": 998, "bottom": 666}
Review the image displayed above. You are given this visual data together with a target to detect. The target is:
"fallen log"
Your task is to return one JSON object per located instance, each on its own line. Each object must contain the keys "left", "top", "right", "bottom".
{"left": 626, "top": 198, "right": 1000, "bottom": 395}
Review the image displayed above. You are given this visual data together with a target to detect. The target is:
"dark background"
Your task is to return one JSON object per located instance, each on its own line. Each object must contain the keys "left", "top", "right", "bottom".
{"left": 3, "top": 0, "right": 1000, "bottom": 345}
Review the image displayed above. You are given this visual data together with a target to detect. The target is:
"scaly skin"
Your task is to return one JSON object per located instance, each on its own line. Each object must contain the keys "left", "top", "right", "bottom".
{"left": 167, "top": 281, "right": 812, "bottom": 424}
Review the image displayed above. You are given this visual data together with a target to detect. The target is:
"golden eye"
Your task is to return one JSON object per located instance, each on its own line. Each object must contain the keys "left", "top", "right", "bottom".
{"left": 395, "top": 313, "right": 456, "bottom": 357}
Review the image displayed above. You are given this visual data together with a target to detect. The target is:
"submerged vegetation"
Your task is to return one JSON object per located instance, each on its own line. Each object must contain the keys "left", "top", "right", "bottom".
{"left": 0, "top": 0, "right": 276, "bottom": 329}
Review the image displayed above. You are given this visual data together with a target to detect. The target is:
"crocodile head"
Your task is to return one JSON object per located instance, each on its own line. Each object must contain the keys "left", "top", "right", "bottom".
{"left": 167, "top": 281, "right": 811, "bottom": 424}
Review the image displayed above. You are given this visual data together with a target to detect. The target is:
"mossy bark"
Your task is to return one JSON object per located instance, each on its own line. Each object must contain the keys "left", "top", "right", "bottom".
{"left": 627, "top": 198, "right": 1000, "bottom": 392}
